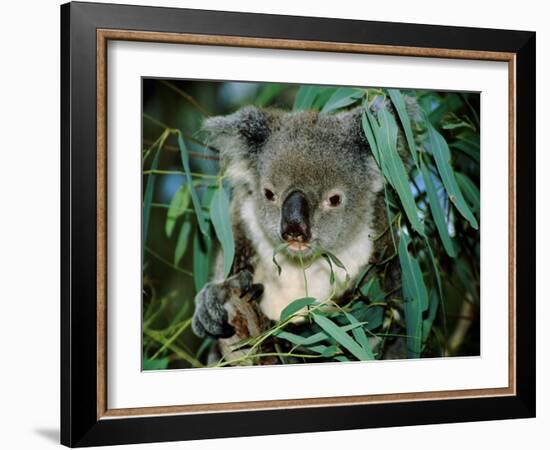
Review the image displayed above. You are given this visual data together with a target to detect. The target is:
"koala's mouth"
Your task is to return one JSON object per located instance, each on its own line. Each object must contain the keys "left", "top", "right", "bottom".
{"left": 283, "top": 239, "right": 320, "bottom": 260}
{"left": 287, "top": 241, "right": 309, "bottom": 252}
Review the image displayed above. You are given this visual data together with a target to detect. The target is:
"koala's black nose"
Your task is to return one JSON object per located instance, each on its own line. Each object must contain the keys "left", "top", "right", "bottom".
{"left": 281, "top": 190, "right": 311, "bottom": 243}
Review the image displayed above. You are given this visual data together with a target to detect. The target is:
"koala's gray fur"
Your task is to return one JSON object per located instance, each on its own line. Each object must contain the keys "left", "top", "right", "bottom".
{"left": 192, "top": 99, "right": 410, "bottom": 359}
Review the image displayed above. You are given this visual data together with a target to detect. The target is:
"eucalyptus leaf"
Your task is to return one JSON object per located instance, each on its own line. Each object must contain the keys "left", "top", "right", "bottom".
{"left": 176, "top": 133, "right": 209, "bottom": 236}
{"left": 275, "top": 322, "right": 366, "bottom": 347}
{"left": 450, "top": 138, "right": 480, "bottom": 163}
{"left": 428, "top": 93, "right": 463, "bottom": 125}
{"left": 422, "top": 289, "right": 440, "bottom": 343}
{"left": 348, "top": 302, "right": 385, "bottom": 331}
{"left": 359, "top": 277, "right": 385, "bottom": 302}
{"left": 307, "top": 344, "right": 340, "bottom": 357}
{"left": 344, "top": 312, "right": 375, "bottom": 359}
{"left": 387, "top": 88, "right": 419, "bottom": 165}
{"left": 359, "top": 277, "right": 376, "bottom": 298}
{"left": 312, "top": 88, "right": 338, "bottom": 110}
{"left": 456, "top": 172, "right": 480, "bottom": 218}
{"left": 293, "top": 86, "right": 321, "bottom": 111}
{"left": 424, "top": 238, "right": 447, "bottom": 335}
{"left": 375, "top": 108, "right": 425, "bottom": 235}
{"left": 442, "top": 120, "right": 475, "bottom": 131}
{"left": 143, "top": 130, "right": 169, "bottom": 255}
{"left": 421, "top": 162, "right": 457, "bottom": 257}
{"left": 174, "top": 220, "right": 192, "bottom": 266}
{"left": 143, "top": 357, "right": 169, "bottom": 371}
{"left": 256, "top": 84, "right": 286, "bottom": 106}
{"left": 321, "top": 87, "right": 363, "bottom": 113}
{"left": 364, "top": 306, "right": 385, "bottom": 331}
{"left": 312, "top": 313, "right": 373, "bottom": 361}
{"left": 399, "top": 232, "right": 428, "bottom": 358}
{"left": 279, "top": 297, "right": 317, "bottom": 322}
{"left": 427, "top": 124, "right": 478, "bottom": 229}
{"left": 143, "top": 149, "right": 160, "bottom": 250}
{"left": 361, "top": 109, "right": 382, "bottom": 168}
{"left": 192, "top": 226, "right": 212, "bottom": 293}
{"left": 354, "top": 263, "right": 373, "bottom": 291}
{"left": 319, "top": 250, "right": 349, "bottom": 285}
{"left": 165, "top": 184, "right": 190, "bottom": 238}
{"left": 210, "top": 187, "right": 235, "bottom": 277}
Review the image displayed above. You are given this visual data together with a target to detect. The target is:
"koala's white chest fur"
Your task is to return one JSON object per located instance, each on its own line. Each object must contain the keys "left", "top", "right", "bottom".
{"left": 255, "top": 257, "right": 345, "bottom": 321}
{"left": 241, "top": 198, "right": 374, "bottom": 321}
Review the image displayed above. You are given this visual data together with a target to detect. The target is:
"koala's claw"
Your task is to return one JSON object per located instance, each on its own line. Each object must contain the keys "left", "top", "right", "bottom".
{"left": 242, "top": 283, "right": 264, "bottom": 302}
{"left": 191, "top": 270, "right": 263, "bottom": 339}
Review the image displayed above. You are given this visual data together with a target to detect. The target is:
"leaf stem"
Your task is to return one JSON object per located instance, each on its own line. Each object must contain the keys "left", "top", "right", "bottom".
{"left": 298, "top": 251, "right": 309, "bottom": 297}
{"left": 143, "top": 169, "right": 219, "bottom": 179}
{"left": 144, "top": 328, "right": 203, "bottom": 368}
{"left": 159, "top": 80, "right": 211, "bottom": 116}
{"left": 149, "top": 318, "right": 192, "bottom": 360}
{"left": 143, "top": 139, "right": 220, "bottom": 160}
{"left": 213, "top": 351, "right": 327, "bottom": 367}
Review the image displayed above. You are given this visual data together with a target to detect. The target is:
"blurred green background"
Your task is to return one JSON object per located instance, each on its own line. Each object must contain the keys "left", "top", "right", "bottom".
{"left": 142, "top": 79, "right": 480, "bottom": 370}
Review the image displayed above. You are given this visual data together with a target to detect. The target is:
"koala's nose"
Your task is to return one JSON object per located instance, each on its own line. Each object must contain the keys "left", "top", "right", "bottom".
{"left": 281, "top": 190, "right": 311, "bottom": 243}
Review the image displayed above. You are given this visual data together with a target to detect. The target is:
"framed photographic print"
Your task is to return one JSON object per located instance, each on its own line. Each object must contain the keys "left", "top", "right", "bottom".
{"left": 60, "top": 1, "right": 536, "bottom": 447}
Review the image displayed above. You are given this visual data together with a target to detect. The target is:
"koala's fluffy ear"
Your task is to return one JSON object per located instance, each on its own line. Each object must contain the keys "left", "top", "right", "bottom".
{"left": 202, "top": 106, "right": 274, "bottom": 186}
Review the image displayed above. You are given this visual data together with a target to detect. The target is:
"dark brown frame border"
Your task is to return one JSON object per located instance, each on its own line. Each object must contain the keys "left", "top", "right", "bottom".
{"left": 62, "top": 2, "right": 535, "bottom": 446}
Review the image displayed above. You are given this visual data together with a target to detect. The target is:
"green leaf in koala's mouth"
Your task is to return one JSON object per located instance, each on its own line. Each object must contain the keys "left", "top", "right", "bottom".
{"left": 272, "top": 243, "right": 289, "bottom": 276}
{"left": 316, "top": 249, "right": 350, "bottom": 286}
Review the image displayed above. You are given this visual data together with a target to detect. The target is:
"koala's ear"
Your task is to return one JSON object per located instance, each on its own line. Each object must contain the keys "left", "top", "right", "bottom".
{"left": 203, "top": 106, "right": 271, "bottom": 152}
{"left": 202, "top": 106, "right": 274, "bottom": 185}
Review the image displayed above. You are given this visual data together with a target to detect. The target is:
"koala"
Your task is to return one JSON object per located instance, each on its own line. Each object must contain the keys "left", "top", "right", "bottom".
{"left": 191, "top": 101, "right": 405, "bottom": 351}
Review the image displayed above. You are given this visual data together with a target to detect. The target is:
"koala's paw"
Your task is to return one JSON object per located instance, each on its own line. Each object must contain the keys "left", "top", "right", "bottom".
{"left": 191, "top": 270, "right": 264, "bottom": 339}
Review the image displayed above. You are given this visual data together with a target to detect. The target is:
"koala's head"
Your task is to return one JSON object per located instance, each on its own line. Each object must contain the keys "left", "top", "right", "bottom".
{"left": 203, "top": 105, "right": 383, "bottom": 259}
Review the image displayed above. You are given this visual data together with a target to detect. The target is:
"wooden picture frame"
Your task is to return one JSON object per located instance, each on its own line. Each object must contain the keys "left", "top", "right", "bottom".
{"left": 61, "top": 1, "right": 536, "bottom": 446}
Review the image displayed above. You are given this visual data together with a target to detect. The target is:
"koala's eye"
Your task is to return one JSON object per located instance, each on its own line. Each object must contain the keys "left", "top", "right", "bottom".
{"left": 264, "top": 188, "right": 276, "bottom": 201}
{"left": 328, "top": 194, "right": 341, "bottom": 207}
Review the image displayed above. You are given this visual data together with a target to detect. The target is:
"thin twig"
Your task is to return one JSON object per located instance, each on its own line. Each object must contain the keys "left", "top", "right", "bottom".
{"left": 143, "top": 169, "right": 218, "bottom": 179}
{"left": 159, "top": 80, "right": 211, "bottom": 116}
{"left": 298, "top": 251, "right": 309, "bottom": 297}
{"left": 150, "top": 203, "right": 199, "bottom": 213}
{"left": 150, "top": 318, "right": 192, "bottom": 360}
{"left": 143, "top": 113, "right": 170, "bottom": 130}
{"left": 144, "top": 328, "right": 203, "bottom": 368}
{"left": 144, "top": 246, "right": 193, "bottom": 276}
{"left": 143, "top": 139, "right": 220, "bottom": 160}
{"left": 370, "top": 213, "right": 401, "bottom": 241}
{"left": 213, "top": 351, "right": 328, "bottom": 368}
{"left": 143, "top": 114, "right": 221, "bottom": 153}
